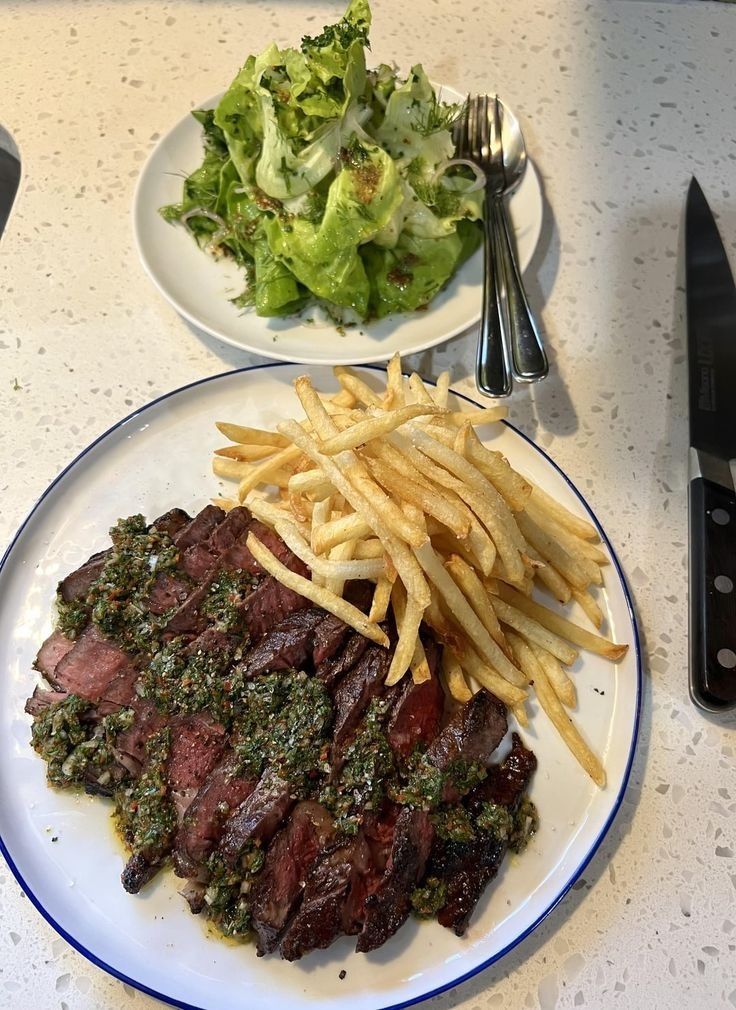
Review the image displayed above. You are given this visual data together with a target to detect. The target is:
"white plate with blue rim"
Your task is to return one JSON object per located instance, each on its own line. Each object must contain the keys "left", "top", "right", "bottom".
{"left": 133, "top": 88, "right": 544, "bottom": 365}
{"left": 0, "top": 364, "right": 640, "bottom": 1010}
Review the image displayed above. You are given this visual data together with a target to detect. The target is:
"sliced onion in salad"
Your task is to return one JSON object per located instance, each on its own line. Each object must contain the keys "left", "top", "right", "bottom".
{"left": 433, "top": 159, "right": 485, "bottom": 193}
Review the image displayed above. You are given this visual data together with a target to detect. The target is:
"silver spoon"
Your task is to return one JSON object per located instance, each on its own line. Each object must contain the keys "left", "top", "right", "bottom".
{"left": 491, "top": 99, "right": 548, "bottom": 382}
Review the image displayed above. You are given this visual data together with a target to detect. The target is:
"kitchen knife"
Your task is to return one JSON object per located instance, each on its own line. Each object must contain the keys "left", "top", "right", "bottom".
{"left": 0, "top": 125, "right": 21, "bottom": 241}
{"left": 686, "top": 177, "right": 736, "bottom": 712}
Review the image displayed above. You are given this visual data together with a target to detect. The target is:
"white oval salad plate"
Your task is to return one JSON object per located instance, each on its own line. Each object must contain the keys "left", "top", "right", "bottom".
{"left": 0, "top": 364, "right": 639, "bottom": 1010}
{"left": 133, "top": 91, "right": 543, "bottom": 365}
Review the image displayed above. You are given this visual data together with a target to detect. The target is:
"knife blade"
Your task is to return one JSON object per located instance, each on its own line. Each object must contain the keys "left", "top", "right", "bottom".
{"left": 686, "top": 177, "right": 736, "bottom": 712}
{"left": 0, "top": 125, "right": 21, "bottom": 241}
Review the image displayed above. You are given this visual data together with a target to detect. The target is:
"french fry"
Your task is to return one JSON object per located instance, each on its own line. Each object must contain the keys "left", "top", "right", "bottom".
{"left": 572, "top": 587, "right": 604, "bottom": 630}
{"left": 454, "top": 641, "right": 528, "bottom": 707}
{"left": 433, "top": 371, "right": 451, "bottom": 409}
{"left": 238, "top": 444, "right": 302, "bottom": 500}
{"left": 523, "top": 544, "right": 572, "bottom": 604}
{"left": 530, "top": 641, "right": 577, "bottom": 708}
{"left": 279, "top": 419, "right": 430, "bottom": 608}
{"left": 317, "top": 403, "right": 445, "bottom": 456}
{"left": 414, "top": 542, "right": 526, "bottom": 688}
{"left": 491, "top": 595, "right": 578, "bottom": 665}
{"left": 311, "top": 512, "right": 373, "bottom": 554}
{"left": 216, "top": 422, "right": 290, "bottom": 447}
{"left": 495, "top": 583, "right": 627, "bottom": 661}
{"left": 441, "top": 648, "right": 473, "bottom": 702}
{"left": 506, "top": 631, "right": 605, "bottom": 787}
{"left": 271, "top": 518, "right": 385, "bottom": 581}
{"left": 325, "top": 537, "right": 358, "bottom": 597}
{"left": 385, "top": 353, "right": 405, "bottom": 409}
{"left": 365, "top": 456, "right": 470, "bottom": 539}
{"left": 354, "top": 539, "right": 385, "bottom": 560}
{"left": 528, "top": 484, "right": 600, "bottom": 541}
{"left": 444, "top": 554, "right": 508, "bottom": 653}
{"left": 214, "top": 444, "right": 279, "bottom": 462}
{"left": 458, "top": 425, "right": 532, "bottom": 511}
{"left": 524, "top": 499, "right": 606, "bottom": 579}
{"left": 333, "top": 366, "right": 383, "bottom": 408}
{"left": 246, "top": 532, "right": 388, "bottom": 647}
{"left": 410, "top": 637, "right": 432, "bottom": 684}
{"left": 369, "top": 576, "right": 393, "bottom": 622}
{"left": 448, "top": 406, "right": 507, "bottom": 426}
{"left": 210, "top": 496, "right": 238, "bottom": 512}
{"left": 386, "top": 583, "right": 423, "bottom": 686}
{"left": 288, "top": 469, "right": 335, "bottom": 500}
{"left": 310, "top": 495, "right": 333, "bottom": 588}
{"left": 516, "top": 511, "right": 595, "bottom": 591}
{"left": 408, "top": 372, "right": 436, "bottom": 405}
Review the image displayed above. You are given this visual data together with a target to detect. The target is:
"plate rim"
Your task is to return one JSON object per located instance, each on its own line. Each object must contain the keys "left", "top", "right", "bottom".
{"left": 0, "top": 362, "right": 642, "bottom": 1010}
{"left": 131, "top": 92, "right": 544, "bottom": 365}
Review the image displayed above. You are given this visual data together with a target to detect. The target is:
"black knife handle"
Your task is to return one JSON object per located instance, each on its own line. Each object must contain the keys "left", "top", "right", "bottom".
{"left": 689, "top": 476, "right": 736, "bottom": 711}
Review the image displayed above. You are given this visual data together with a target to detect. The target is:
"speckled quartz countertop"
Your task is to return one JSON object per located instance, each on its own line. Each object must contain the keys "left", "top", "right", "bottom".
{"left": 1, "top": 1, "right": 735, "bottom": 1008}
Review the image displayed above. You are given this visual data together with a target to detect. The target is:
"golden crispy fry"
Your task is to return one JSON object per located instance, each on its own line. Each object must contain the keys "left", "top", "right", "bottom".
{"left": 311, "top": 512, "right": 373, "bottom": 554}
{"left": 448, "top": 406, "right": 508, "bottom": 426}
{"left": 369, "top": 576, "right": 393, "bottom": 622}
{"left": 287, "top": 469, "right": 335, "bottom": 500}
{"left": 325, "top": 537, "right": 358, "bottom": 597}
{"left": 385, "top": 353, "right": 405, "bottom": 409}
{"left": 457, "top": 426, "right": 532, "bottom": 511}
{"left": 309, "top": 495, "right": 333, "bottom": 588}
{"left": 516, "top": 511, "right": 595, "bottom": 591}
{"left": 414, "top": 542, "right": 526, "bottom": 688}
{"left": 529, "top": 484, "right": 600, "bottom": 541}
{"left": 530, "top": 641, "right": 576, "bottom": 708}
{"left": 317, "top": 403, "right": 445, "bottom": 456}
{"left": 322, "top": 387, "right": 357, "bottom": 409}
{"left": 354, "top": 539, "right": 385, "bottom": 560}
{"left": 523, "top": 545, "right": 572, "bottom": 603}
{"left": 495, "top": 583, "right": 627, "bottom": 660}
{"left": 408, "top": 372, "right": 435, "bottom": 405}
{"left": 454, "top": 641, "right": 528, "bottom": 707}
{"left": 506, "top": 631, "right": 605, "bottom": 787}
{"left": 440, "top": 648, "right": 473, "bottom": 702}
{"left": 245, "top": 492, "right": 307, "bottom": 534}
{"left": 406, "top": 429, "right": 527, "bottom": 586}
{"left": 279, "top": 419, "right": 430, "bottom": 607}
{"left": 214, "top": 444, "right": 279, "bottom": 462}
{"left": 333, "top": 366, "right": 383, "bottom": 408}
{"left": 411, "top": 636, "right": 432, "bottom": 684}
{"left": 444, "top": 555, "right": 508, "bottom": 653}
{"left": 491, "top": 595, "right": 578, "bottom": 665}
{"left": 524, "top": 500, "right": 605, "bottom": 580}
{"left": 433, "top": 371, "right": 450, "bottom": 409}
{"left": 386, "top": 583, "right": 423, "bottom": 686}
{"left": 237, "top": 444, "right": 302, "bottom": 500}
{"left": 210, "top": 496, "right": 238, "bottom": 512}
{"left": 272, "top": 518, "right": 385, "bottom": 581}
{"left": 216, "top": 422, "right": 290, "bottom": 447}
{"left": 572, "top": 587, "right": 604, "bottom": 630}
{"left": 247, "top": 532, "right": 388, "bottom": 646}
{"left": 365, "top": 457, "right": 470, "bottom": 539}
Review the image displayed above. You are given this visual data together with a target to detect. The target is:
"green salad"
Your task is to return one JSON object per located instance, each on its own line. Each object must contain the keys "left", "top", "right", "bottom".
{"left": 160, "top": 0, "right": 483, "bottom": 322}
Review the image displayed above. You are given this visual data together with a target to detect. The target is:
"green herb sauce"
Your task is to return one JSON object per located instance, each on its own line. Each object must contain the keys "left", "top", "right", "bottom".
{"left": 141, "top": 636, "right": 245, "bottom": 724}
{"left": 114, "top": 727, "right": 177, "bottom": 863}
{"left": 31, "top": 694, "right": 133, "bottom": 788}
{"left": 204, "top": 846, "right": 265, "bottom": 937}
{"left": 410, "top": 876, "right": 448, "bottom": 918}
{"left": 509, "top": 795, "right": 539, "bottom": 854}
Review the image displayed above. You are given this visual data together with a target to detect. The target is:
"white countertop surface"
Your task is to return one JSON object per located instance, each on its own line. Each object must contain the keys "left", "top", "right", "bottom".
{"left": 1, "top": 1, "right": 735, "bottom": 1008}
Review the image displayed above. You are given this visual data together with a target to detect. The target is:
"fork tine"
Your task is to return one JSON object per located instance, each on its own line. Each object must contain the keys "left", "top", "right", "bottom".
{"left": 469, "top": 95, "right": 481, "bottom": 161}
{"left": 491, "top": 94, "right": 505, "bottom": 184}
{"left": 481, "top": 94, "right": 490, "bottom": 161}
{"left": 453, "top": 95, "right": 471, "bottom": 158}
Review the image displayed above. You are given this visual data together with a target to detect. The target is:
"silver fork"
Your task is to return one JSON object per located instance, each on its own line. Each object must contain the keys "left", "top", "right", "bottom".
{"left": 454, "top": 95, "right": 512, "bottom": 398}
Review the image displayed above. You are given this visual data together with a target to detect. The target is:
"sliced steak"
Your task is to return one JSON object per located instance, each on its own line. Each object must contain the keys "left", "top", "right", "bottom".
{"left": 386, "top": 657, "right": 444, "bottom": 758}
{"left": 163, "top": 577, "right": 214, "bottom": 637}
{"left": 167, "top": 714, "right": 227, "bottom": 795}
{"left": 434, "top": 734, "right": 537, "bottom": 936}
{"left": 25, "top": 685, "right": 70, "bottom": 718}
{"left": 251, "top": 801, "right": 336, "bottom": 955}
{"left": 150, "top": 507, "right": 191, "bottom": 539}
{"left": 50, "top": 625, "right": 139, "bottom": 704}
{"left": 356, "top": 808, "right": 434, "bottom": 952}
{"left": 332, "top": 637, "right": 391, "bottom": 746}
{"left": 279, "top": 832, "right": 373, "bottom": 961}
{"left": 57, "top": 548, "right": 110, "bottom": 604}
{"left": 180, "top": 508, "right": 252, "bottom": 580}
{"left": 113, "top": 699, "right": 165, "bottom": 777}
{"left": 235, "top": 608, "right": 325, "bottom": 679}
{"left": 34, "top": 629, "right": 76, "bottom": 683}
{"left": 312, "top": 581, "right": 373, "bottom": 666}
{"left": 239, "top": 576, "right": 311, "bottom": 643}
{"left": 315, "top": 631, "right": 370, "bottom": 690}
{"left": 218, "top": 768, "right": 294, "bottom": 868}
{"left": 174, "top": 753, "right": 256, "bottom": 879}
{"left": 425, "top": 688, "right": 507, "bottom": 796}
{"left": 173, "top": 505, "right": 227, "bottom": 549}
{"left": 148, "top": 573, "right": 192, "bottom": 615}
